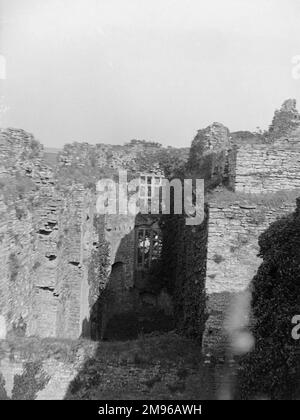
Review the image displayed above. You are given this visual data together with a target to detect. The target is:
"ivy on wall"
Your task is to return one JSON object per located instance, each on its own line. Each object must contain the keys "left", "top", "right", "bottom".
{"left": 237, "top": 200, "right": 300, "bottom": 399}
{"left": 159, "top": 209, "right": 209, "bottom": 344}
{"left": 87, "top": 214, "right": 111, "bottom": 339}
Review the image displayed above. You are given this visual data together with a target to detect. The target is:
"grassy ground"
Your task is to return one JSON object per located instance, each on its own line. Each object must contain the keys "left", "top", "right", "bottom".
{"left": 103, "top": 309, "right": 175, "bottom": 341}
{"left": 64, "top": 332, "right": 232, "bottom": 400}
{"left": 0, "top": 331, "right": 235, "bottom": 400}
{"left": 0, "top": 334, "right": 91, "bottom": 365}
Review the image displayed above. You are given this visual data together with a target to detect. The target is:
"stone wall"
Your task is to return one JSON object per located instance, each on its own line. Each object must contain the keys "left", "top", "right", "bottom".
{"left": 160, "top": 212, "right": 208, "bottom": 344}
{"left": 204, "top": 190, "right": 299, "bottom": 348}
{"left": 1, "top": 129, "right": 186, "bottom": 340}
{"left": 201, "top": 101, "right": 300, "bottom": 349}
{"left": 58, "top": 140, "right": 189, "bottom": 175}
{"left": 54, "top": 187, "right": 102, "bottom": 339}
{"left": 105, "top": 213, "right": 136, "bottom": 289}
{"left": 0, "top": 174, "right": 104, "bottom": 339}
{"left": 178, "top": 216, "right": 208, "bottom": 343}
{"left": 0, "top": 129, "right": 110, "bottom": 339}
{"left": 235, "top": 132, "right": 300, "bottom": 194}
{"left": 0, "top": 129, "right": 59, "bottom": 337}
{"left": 188, "top": 122, "right": 236, "bottom": 190}
{"left": 0, "top": 128, "right": 43, "bottom": 176}
{"left": 1, "top": 99, "right": 299, "bottom": 346}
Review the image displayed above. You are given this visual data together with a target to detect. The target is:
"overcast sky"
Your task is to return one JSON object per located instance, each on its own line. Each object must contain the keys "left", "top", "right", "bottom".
{"left": 0, "top": 0, "right": 300, "bottom": 148}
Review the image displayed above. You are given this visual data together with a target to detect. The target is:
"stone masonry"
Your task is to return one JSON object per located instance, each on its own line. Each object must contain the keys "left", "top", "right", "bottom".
{"left": 203, "top": 100, "right": 300, "bottom": 348}
{"left": 0, "top": 99, "right": 299, "bottom": 346}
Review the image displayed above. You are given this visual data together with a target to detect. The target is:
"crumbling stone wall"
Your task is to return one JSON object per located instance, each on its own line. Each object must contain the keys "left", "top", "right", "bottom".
{"left": 204, "top": 190, "right": 299, "bottom": 347}
{"left": 0, "top": 194, "right": 38, "bottom": 336}
{"left": 267, "top": 98, "right": 300, "bottom": 140}
{"left": 0, "top": 129, "right": 109, "bottom": 339}
{"left": 53, "top": 187, "right": 102, "bottom": 339}
{"left": 0, "top": 128, "right": 43, "bottom": 176}
{"left": 234, "top": 100, "right": 300, "bottom": 194}
{"left": 188, "top": 122, "right": 236, "bottom": 190}
{"left": 177, "top": 217, "right": 208, "bottom": 343}
{"left": 0, "top": 128, "right": 60, "bottom": 337}
{"left": 201, "top": 100, "right": 300, "bottom": 349}
{"left": 235, "top": 133, "right": 300, "bottom": 194}
{"left": 1, "top": 99, "right": 299, "bottom": 346}
{"left": 1, "top": 130, "right": 189, "bottom": 339}
{"left": 58, "top": 140, "right": 188, "bottom": 175}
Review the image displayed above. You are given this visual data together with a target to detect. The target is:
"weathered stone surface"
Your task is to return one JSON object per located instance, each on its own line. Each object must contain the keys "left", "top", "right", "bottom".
{"left": 0, "top": 129, "right": 106, "bottom": 339}
{"left": 189, "top": 122, "right": 236, "bottom": 189}
{"left": 0, "top": 315, "right": 6, "bottom": 339}
{"left": 202, "top": 101, "right": 300, "bottom": 348}
{"left": 268, "top": 98, "right": 300, "bottom": 140}
{"left": 235, "top": 134, "right": 300, "bottom": 194}
{"left": 0, "top": 129, "right": 182, "bottom": 340}
{"left": 0, "top": 99, "right": 299, "bottom": 351}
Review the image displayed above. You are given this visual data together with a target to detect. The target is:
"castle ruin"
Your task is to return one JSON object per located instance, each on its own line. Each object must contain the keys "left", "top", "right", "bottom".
{"left": 0, "top": 99, "right": 299, "bottom": 346}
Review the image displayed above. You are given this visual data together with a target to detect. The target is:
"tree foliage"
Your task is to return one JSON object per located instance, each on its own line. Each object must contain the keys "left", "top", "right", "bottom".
{"left": 237, "top": 204, "right": 300, "bottom": 399}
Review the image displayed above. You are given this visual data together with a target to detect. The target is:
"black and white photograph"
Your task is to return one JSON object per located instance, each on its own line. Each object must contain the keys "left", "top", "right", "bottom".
{"left": 0, "top": 0, "right": 299, "bottom": 408}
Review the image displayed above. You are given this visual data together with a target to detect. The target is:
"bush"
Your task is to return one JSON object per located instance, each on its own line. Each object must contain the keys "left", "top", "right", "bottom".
{"left": 237, "top": 202, "right": 300, "bottom": 399}
{"left": 160, "top": 212, "right": 208, "bottom": 343}
{"left": 11, "top": 362, "right": 50, "bottom": 400}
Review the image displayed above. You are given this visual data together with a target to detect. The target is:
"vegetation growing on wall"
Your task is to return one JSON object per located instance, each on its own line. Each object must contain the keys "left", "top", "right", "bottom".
{"left": 159, "top": 210, "right": 209, "bottom": 344}
{"left": 92, "top": 214, "right": 110, "bottom": 289}
{"left": 0, "top": 373, "right": 9, "bottom": 400}
{"left": 11, "top": 361, "right": 50, "bottom": 400}
{"left": 134, "top": 145, "right": 189, "bottom": 178}
{"left": 88, "top": 214, "right": 111, "bottom": 339}
{"left": 237, "top": 201, "right": 300, "bottom": 399}
{"left": 55, "top": 163, "right": 117, "bottom": 191}
{"left": 267, "top": 99, "right": 300, "bottom": 140}
{"left": 187, "top": 123, "right": 234, "bottom": 191}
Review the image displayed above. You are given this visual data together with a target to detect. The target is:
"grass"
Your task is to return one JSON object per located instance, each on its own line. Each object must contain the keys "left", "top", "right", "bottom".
{"left": 65, "top": 332, "right": 212, "bottom": 400}
{"left": 103, "top": 309, "right": 175, "bottom": 341}
{"left": 11, "top": 361, "right": 50, "bottom": 400}
{"left": 1, "top": 332, "right": 222, "bottom": 400}
{"left": 1, "top": 334, "right": 94, "bottom": 365}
